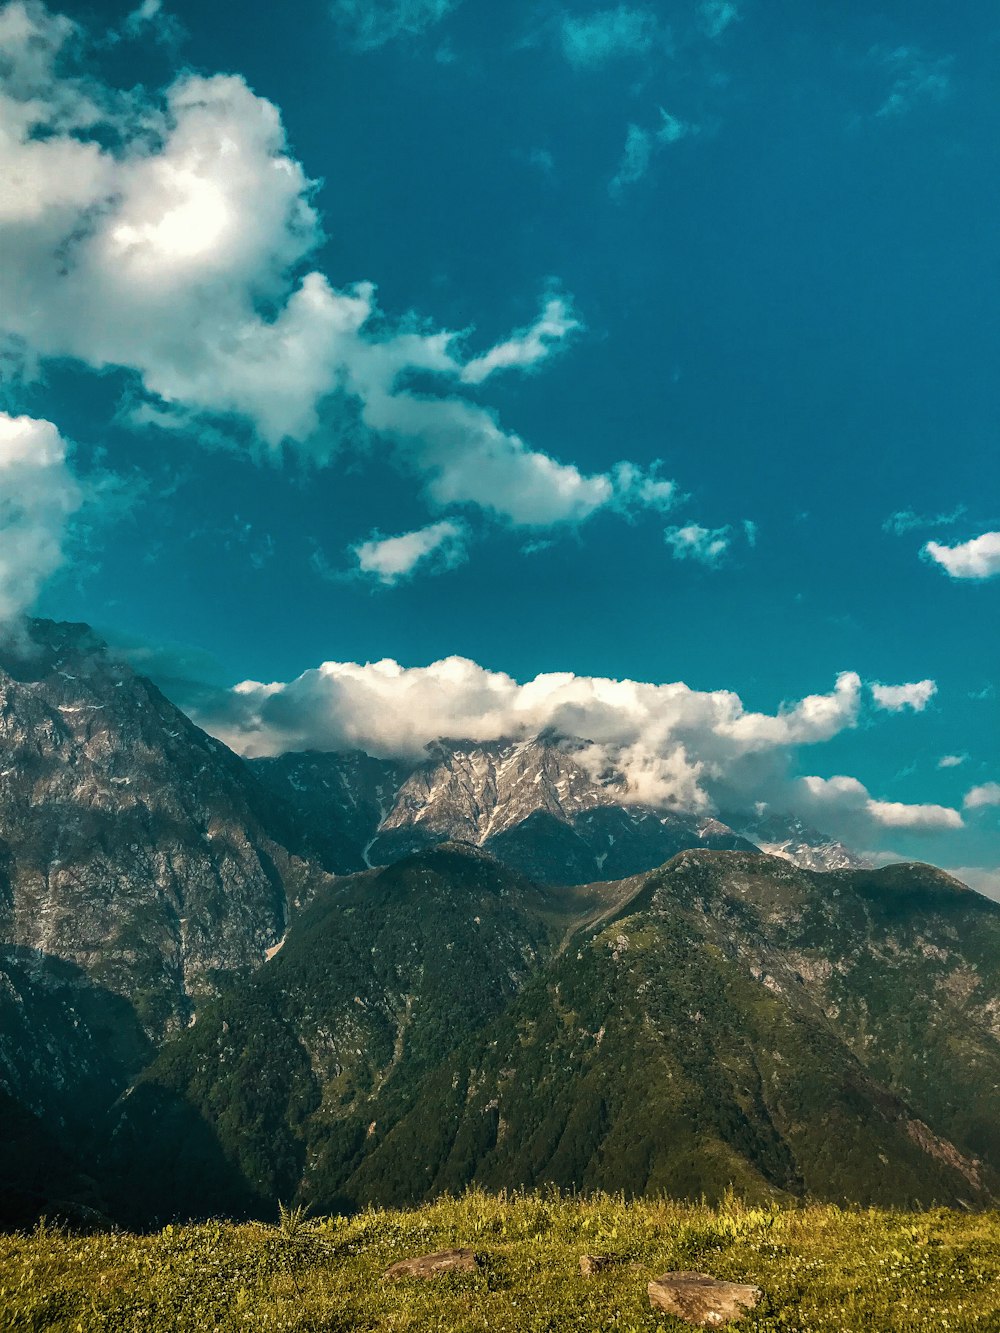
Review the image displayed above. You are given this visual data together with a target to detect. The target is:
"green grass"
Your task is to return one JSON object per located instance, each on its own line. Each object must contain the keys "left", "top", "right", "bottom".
{"left": 3, "top": 1190, "right": 1000, "bottom": 1331}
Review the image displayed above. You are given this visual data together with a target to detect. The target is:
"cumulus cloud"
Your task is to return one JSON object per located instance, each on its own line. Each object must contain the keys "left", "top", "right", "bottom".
{"left": 923, "top": 532, "right": 1000, "bottom": 580}
{"left": 195, "top": 656, "right": 861, "bottom": 801}
{"left": 184, "top": 647, "right": 977, "bottom": 849}
{"left": 191, "top": 655, "right": 957, "bottom": 844}
{"left": 0, "top": 2, "right": 696, "bottom": 547}
{"left": 330, "top": 0, "right": 458, "bottom": 50}
{"left": 352, "top": 519, "right": 468, "bottom": 585}
{"left": 873, "top": 46, "right": 953, "bottom": 119}
{"left": 965, "top": 783, "right": 1000, "bottom": 810}
{"left": 797, "top": 774, "right": 963, "bottom": 834}
{"left": 0, "top": 412, "right": 81, "bottom": 621}
{"left": 664, "top": 522, "right": 730, "bottom": 565}
{"left": 610, "top": 110, "right": 691, "bottom": 195}
{"left": 559, "top": 7, "right": 661, "bottom": 69}
{"left": 870, "top": 679, "right": 937, "bottom": 713}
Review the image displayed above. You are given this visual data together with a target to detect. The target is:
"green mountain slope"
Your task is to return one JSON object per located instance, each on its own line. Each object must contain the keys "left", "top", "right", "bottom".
{"left": 113, "top": 849, "right": 1000, "bottom": 1221}
{"left": 109, "top": 845, "right": 562, "bottom": 1222}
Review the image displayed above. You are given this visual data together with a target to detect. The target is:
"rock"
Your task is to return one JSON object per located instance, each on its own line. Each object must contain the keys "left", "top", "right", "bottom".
{"left": 647, "top": 1271, "right": 762, "bottom": 1326}
{"left": 383, "top": 1248, "right": 479, "bottom": 1279}
{"left": 579, "top": 1253, "right": 618, "bottom": 1276}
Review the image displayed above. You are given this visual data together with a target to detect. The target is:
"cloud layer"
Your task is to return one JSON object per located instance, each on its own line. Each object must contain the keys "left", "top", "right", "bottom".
{"left": 193, "top": 654, "right": 961, "bottom": 845}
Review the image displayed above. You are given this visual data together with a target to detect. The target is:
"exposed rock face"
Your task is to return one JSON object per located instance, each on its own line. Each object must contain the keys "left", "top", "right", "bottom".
{"left": 0, "top": 619, "right": 326, "bottom": 1043}
{"left": 647, "top": 1271, "right": 762, "bottom": 1325}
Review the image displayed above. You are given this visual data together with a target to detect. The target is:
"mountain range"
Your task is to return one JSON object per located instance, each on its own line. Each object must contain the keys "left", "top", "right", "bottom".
{"left": 0, "top": 618, "right": 995, "bottom": 1228}
{"left": 249, "top": 735, "right": 864, "bottom": 882}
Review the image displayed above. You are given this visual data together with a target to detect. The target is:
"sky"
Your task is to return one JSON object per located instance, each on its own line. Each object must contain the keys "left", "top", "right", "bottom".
{"left": 0, "top": 0, "right": 998, "bottom": 886}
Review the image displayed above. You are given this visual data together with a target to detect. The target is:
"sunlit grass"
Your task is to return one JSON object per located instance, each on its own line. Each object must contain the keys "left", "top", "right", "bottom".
{"left": 3, "top": 1189, "right": 1000, "bottom": 1330}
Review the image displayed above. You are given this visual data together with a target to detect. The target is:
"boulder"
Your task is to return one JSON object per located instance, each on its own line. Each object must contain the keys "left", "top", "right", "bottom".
{"left": 579, "top": 1253, "right": 618, "bottom": 1276}
{"left": 647, "top": 1270, "right": 762, "bottom": 1326}
{"left": 383, "top": 1248, "right": 479, "bottom": 1279}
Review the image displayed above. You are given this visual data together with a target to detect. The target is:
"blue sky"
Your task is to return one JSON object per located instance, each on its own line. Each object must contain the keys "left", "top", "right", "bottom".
{"left": 1, "top": 0, "right": 997, "bottom": 882}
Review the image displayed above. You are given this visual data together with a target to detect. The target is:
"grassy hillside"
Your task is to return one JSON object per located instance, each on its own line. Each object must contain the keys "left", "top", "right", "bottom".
{"left": 107, "top": 846, "right": 563, "bottom": 1223}
{"left": 112, "top": 850, "right": 1000, "bottom": 1222}
{"left": 4, "top": 1191, "right": 1000, "bottom": 1331}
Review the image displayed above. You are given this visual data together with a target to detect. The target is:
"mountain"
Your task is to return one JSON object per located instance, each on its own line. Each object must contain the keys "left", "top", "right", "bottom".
{"left": 251, "top": 735, "right": 763, "bottom": 884}
{"left": 0, "top": 618, "right": 333, "bottom": 1218}
{"left": 108, "top": 844, "right": 564, "bottom": 1222}
{"left": 355, "top": 854, "right": 998, "bottom": 1211}
{"left": 249, "top": 749, "right": 407, "bottom": 873}
{"left": 113, "top": 847, "right": 1000, "bottom": 1220}
{"left": 725, "top": 810, "right": 869, "bottom": 872}
{"left": 0, "top": 620, "right": 329, "bottom": 1040}
{"left": 3, "top": 617, "right": 993, "bottom": 1229}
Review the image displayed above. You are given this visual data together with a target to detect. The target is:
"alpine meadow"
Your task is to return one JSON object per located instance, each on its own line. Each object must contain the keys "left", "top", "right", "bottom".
{"left": 0, "top": 0, "right": 998, "bottom": 1329}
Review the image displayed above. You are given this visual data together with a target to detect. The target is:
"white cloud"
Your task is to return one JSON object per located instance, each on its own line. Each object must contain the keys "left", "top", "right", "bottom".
{"left": 665, "top": 522, "right": 730, "bottom": 565}
{"left": 797, "top": 774, "right": 963, "bottom": 833}
{"left": 352, "top": 519, "right": 468, "bottom": 585}
{"left": 610, "top": 461, "right": 679, "bottom": 513}
{"left": 560, "top": 7, "right": 660, "bottom": 69}
{"left": 965, "top": 783, "right": 1000, "bottom": 810}
{"left": 923, "top": 532, "right": 1000, "bottom": 580}
{"left": 0, "top": 2, "right": 693, "bottom": 542}
{"left": 0, "top": 412, "right": 81, "bottom": 621}
{"left": 873, "top": 46, "right": 953, "bottom": 119}
{"left": 938, "top": 754, "right": 967, "bottom": 769}
{"left": 461, "top": 297, "right": 579, "bottom": 385}
{"left": 610, "top": 110, "right": 691, "bottom": 195}
{"left": 868, "top": 800, "right": 963, "bottom": 830}
{"left": 870, "top": 679, "right": 937, "bottom": 713}
{"left": 330, "top": 0, "right": 458, "bottom": 50}
{"left": 193, "top": 654, "right": 964, "bottom": 847}
{"left": 196, "top": 656, "right": 863, "bottom": 803}
{"left": 698, "top": 0, "right": 738, "bottom": 39}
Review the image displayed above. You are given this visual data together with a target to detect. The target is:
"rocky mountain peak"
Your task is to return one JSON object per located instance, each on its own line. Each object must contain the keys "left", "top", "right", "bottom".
{"left": 251, "top": 730, "right": 866, "bottom": 884}
{"left": 726, "top": 810, "right": 870, "bottom": 872}
{"left": 0, "top": 619, "right": 325, "bottom": 1041}
{"left": 380, "top": 732, "right": 626, "bottom": 846}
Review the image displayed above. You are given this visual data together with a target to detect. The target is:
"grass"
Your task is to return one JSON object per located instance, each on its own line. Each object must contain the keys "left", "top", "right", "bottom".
{"left": 3, "top": 1189, "right": 1000, "bottom": 1330}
